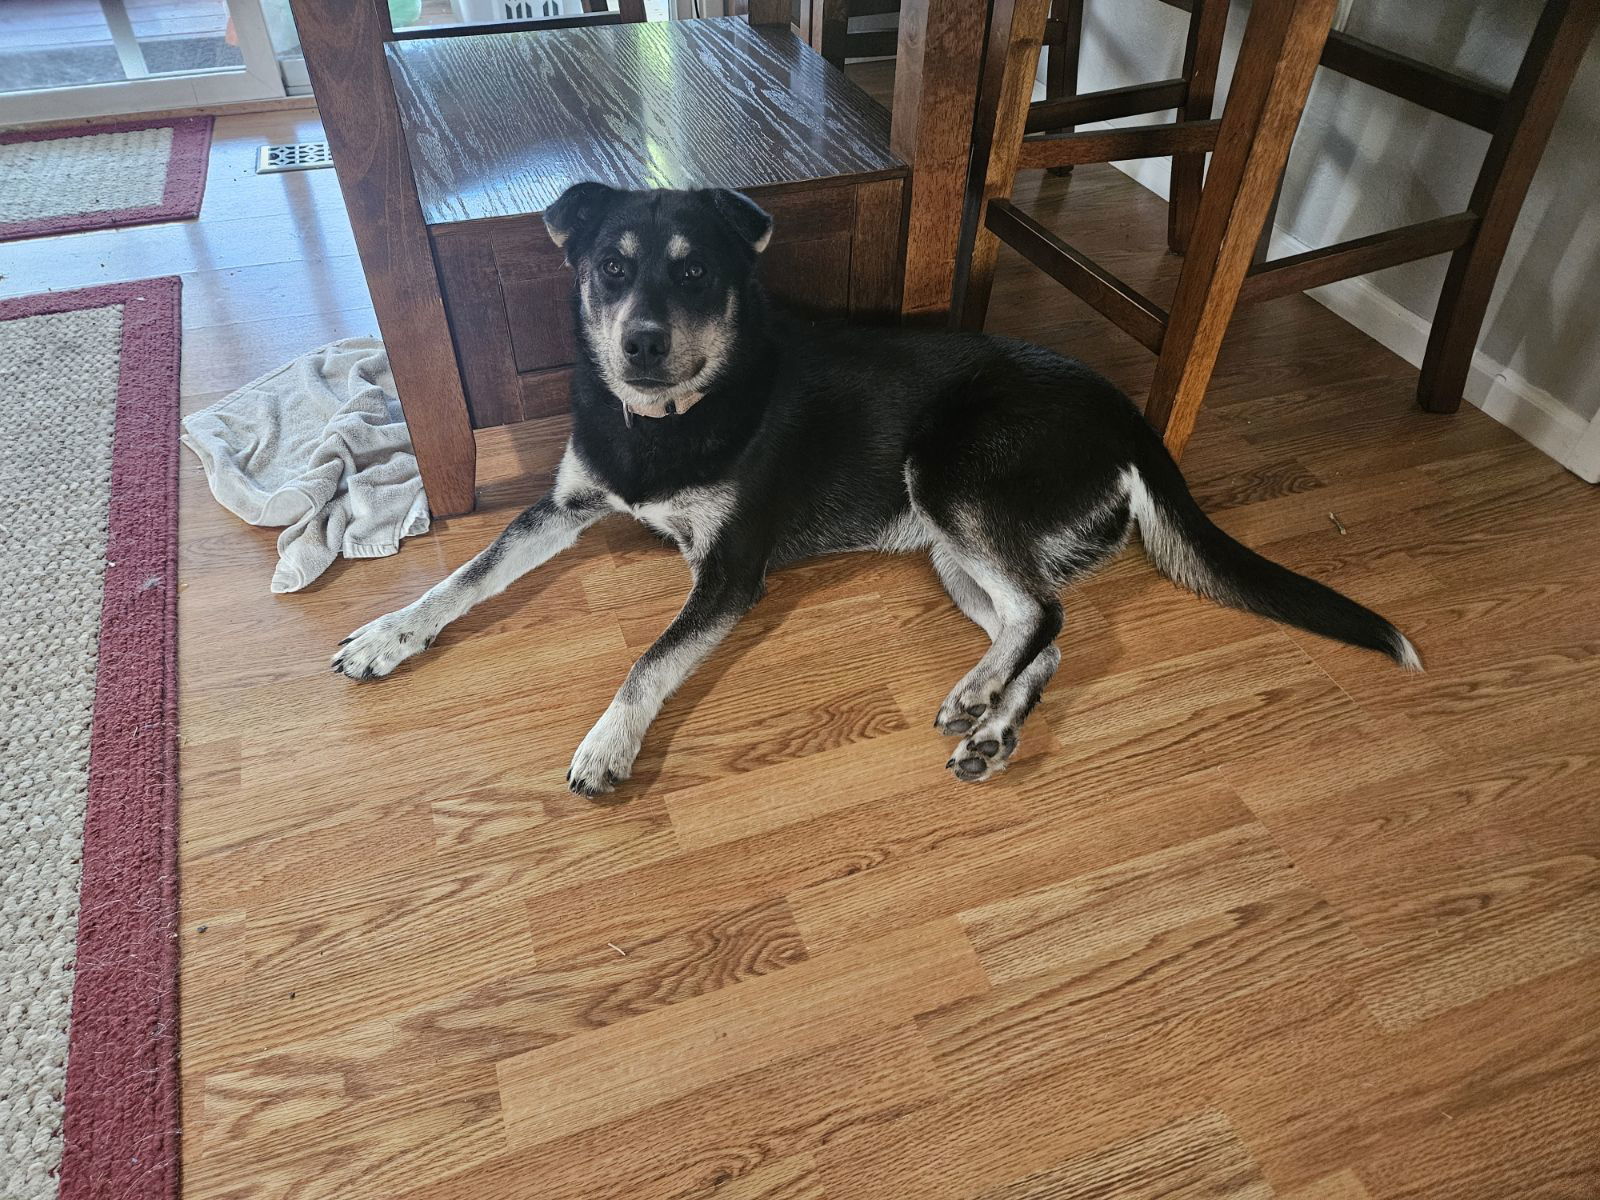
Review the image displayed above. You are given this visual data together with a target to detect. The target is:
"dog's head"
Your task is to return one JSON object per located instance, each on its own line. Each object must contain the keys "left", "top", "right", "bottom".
{"left": 544, "top": 182, "right": 773, "bottom": 420}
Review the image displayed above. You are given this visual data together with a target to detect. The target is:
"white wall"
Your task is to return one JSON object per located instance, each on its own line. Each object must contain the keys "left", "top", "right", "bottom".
{"left": 1057, "top": 0, "right": 1600, "bottom": 480}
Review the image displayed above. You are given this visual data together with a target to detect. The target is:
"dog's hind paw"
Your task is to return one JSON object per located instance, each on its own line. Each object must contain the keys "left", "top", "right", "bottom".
{"left": 946, "top": 721, "right": 1019, "bottom": 783}
{"left": 935, "top": 676, "right": 1005, "bottom": 737}
{"left": 331, "top": 609, "right": 435, "bottom": 680}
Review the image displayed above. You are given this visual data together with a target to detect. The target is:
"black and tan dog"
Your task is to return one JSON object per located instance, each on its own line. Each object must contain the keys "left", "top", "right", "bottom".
{"left": 333, "top": 182, "right": 1420, "bottom": 795}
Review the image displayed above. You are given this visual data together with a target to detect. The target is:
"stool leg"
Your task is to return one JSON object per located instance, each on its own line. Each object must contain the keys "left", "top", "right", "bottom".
{"left": 1145, "top": 0, "right": 1336, "bottom": 458}
{"left": 810, "top": 0, "right": 849, "bottom": 66}
{"left": 1418, "top": 0, "right": 1600, "bottom": 413}
{"left": 894, "top": 0, "right": 992, "bottom": 322}
{"left": 952, "top": 0, "right": 1054, "bottom": 331}
{"left": 1168, "top": 0, "right": 1229, "bottom": 254}
{"left": 1044, "top": 0, "right": 1083, "bottom": 178}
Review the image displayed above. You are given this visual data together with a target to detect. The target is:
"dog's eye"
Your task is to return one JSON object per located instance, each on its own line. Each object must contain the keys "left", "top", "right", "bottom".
{"left": 601, "top": 258, "right": 625, "bottom": 278}
{"left": 682, "top": 262, "right": 705, "bottom": 281}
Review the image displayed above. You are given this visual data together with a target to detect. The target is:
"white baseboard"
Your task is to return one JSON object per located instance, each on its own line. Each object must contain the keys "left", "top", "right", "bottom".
{"left": 1097, "top": 152, "right": 1600, "bottom": 483}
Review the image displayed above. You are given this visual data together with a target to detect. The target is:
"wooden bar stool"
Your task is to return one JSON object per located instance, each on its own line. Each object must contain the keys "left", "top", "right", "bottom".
{"left": 958, "top": 0, "right": 1600, "bottom": 459}
{"left": 805, "top": 0, "right": 1087, "bottom": 172}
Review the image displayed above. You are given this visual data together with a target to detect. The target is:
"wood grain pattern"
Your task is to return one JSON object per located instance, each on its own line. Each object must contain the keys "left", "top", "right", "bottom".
{"left": 48, "top": 111, "right": 1597, "bottom": 1200}
{"left": 953, "top": 0, "right": 1053, "bottom": 330}
{"left": 1016, "top": 118, "right": 1223, "bottom": 170}
{"left": 983, "top": 200, "right": 1168, "bottom": 350}
{"left": 388, "top": 18, "right": 904, "bottom": 228}
{"left": 1143, "top": 0, "right": 1338, "bottom": 456}
{"left": 977, "top": 1111, "right": 1275, "bottom": 1200}
{"left": 890, "top": 0, "right": 989, "bottom": 317}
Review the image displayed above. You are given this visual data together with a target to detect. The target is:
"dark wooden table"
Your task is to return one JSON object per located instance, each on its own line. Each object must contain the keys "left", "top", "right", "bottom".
{"left": 390, "top": 18, "right": 912, "bottom": 430}
{"left": 294, "top": 0, "right": 996, "bottom": 513}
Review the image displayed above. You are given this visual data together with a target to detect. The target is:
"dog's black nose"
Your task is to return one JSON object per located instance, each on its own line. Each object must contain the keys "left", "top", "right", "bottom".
{"left": 622, "top": 322, "right": 670, "bottom": 372}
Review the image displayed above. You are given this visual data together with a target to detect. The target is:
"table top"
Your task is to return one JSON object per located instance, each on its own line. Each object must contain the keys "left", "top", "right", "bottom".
{"left": 388, "top": 17, "right": 906, "bottom": 228}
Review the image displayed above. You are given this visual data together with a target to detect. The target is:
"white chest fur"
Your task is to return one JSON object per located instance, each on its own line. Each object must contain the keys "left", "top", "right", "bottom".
{"left": 612, "top": 484, "right": 736, "bottom": 560}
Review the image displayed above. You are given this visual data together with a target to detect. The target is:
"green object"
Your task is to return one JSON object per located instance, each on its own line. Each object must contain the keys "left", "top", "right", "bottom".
{"left": 389, "top": 0, "right": 422, "bottom": 27}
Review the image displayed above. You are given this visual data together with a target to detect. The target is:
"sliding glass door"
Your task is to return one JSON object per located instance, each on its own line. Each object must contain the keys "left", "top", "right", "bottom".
{"left": 0, "top": 0, "right": 285, "bottom": 123}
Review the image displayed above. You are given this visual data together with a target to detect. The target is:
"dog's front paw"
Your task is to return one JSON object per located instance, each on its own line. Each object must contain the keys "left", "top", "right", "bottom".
{"left": 567, "top": 705, "right": 641, "bottom": 797}
{"left": 946, "top": 719, "right": 1018, "bottom": 783}
{"left": 331, "top": 609, "right": 436, "bottom": 680}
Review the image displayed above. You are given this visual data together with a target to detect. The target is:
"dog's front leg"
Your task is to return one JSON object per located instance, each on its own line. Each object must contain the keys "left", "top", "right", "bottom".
{"left": 333, "top": 482, "right": 606, "bottom": 680}
{"left": 568, "top": 555, "right": 765, "bottom": 797}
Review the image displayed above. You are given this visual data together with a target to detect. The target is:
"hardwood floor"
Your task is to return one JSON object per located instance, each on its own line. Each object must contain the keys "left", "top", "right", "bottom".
{"left": 10, "top": 108, "right": 1597, "bottom": 1199}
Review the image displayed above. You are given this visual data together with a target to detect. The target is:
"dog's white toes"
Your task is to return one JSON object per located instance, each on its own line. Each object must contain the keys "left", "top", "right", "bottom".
{"left": 331, "top": 611, "right": 434, "bottom": 680}
{"left": 568, "top": 710, "right": 641, "bottom": 797}
{"left": 946, "top": 721, "right": 1019, "bottom": 783}
{"left": 935, "top": 683, "right": 1004, "bottom": 737}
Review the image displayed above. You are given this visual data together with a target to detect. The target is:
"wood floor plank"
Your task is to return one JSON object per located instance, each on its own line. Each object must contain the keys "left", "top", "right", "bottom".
{"left": 130, "top": 109, "right": 1600, "bottom": 1200}
{"left": 1351, "top": 1064, "right": 1600, "bottom": 1199}
{"left": 975, "top": 1110, "right": 1274, "bottom": 1200}
{"left": 922, "top": 887, "right": 1354, "bottom": 1093}
{"left": 1281, "top": 1170, "right": 1374, "bottom": 1200}
{"left": 189, "top": 1065, "right": 505, "bottom": 1200}
{"left": 788, "top": 769, "right": 1251, "bottom": 957}
{"left": 494, "top": 920, "right": 987, "bottom": 1148}
{"left": 960, "top": 821, "right": 1312, "bottom": 984}
{"left": 395, "top": 1024, "right": 942, "bottom": 1200}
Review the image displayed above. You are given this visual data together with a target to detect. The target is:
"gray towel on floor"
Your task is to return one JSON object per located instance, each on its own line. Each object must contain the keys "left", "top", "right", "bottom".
{"left": 181, "top": 337, "right": 430, "bottom": 593}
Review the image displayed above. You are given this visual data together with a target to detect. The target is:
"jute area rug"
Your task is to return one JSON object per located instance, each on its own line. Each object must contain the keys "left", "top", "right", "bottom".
{"left": 0, "top": 278, "right": 182, "bottom": 1200}
{"left": 0, "top": 118, "right": 212, "bottom": 243}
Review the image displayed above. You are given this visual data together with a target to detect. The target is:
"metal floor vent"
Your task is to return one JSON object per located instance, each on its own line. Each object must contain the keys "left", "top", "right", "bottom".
{"left": 256, "top": 140, "right": 334, "bottom": 174}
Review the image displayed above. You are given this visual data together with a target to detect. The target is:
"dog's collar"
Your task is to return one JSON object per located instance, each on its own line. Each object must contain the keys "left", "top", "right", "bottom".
{"left": 619, "top": 391, "right": 705, "bottom": 426}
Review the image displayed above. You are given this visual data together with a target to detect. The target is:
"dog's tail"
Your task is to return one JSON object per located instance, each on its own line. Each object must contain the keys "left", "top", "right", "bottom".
{"left": 1126, "top": 438, "right": 1421, "bottom": 671}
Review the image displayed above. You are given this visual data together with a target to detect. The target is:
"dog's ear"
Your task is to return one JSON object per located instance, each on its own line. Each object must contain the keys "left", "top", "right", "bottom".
{"left": 544, "top": 181, "right": 622, "bottom": 254}
{"left": 700, "top": 188, "right": 774, "bottom": 254}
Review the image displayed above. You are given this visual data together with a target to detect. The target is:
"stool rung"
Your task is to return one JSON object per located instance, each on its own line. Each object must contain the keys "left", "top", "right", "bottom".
{"left": 1241, "top": 212, "right": 1480, "bottom": 304}
{"left": 1017, "top": 119, "right": 1221, "bottom": 169}
{"left": 1322, "top": 32, "right": 1507, "bottom": 132}
{"left": 986, "top": 200, "right": 1168, "bottom": 352}
{"left": 1147, "top": 0, "right": 1508, "bottom": 131}
{"left": 846, "top": 28, "right": 900, "bottom": 58}
{"left": 1027, "top": 78, "right": 1189, "bottom": 132}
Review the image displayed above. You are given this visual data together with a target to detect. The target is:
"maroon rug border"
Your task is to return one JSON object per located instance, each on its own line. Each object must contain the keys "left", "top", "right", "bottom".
{"left": 0, "top": 279, "right": 184, "bottom": 1200}
{"left": 0, "top": 117, "right": 213, "bottom": 242}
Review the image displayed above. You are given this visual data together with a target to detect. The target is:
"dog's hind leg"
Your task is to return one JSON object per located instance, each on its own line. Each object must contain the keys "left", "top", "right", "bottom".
{"left": 931, "top": 544, "right": 1002, "bottom": 640}
{"left": 941, "top": 511, "right": 1132, "bottom": 781}
{"left": 947, "top": 641, "right": 1061, "bottom": 782}
{"left": 931, "top": 548, "right": 1063, "bottom": 741}
{"left": 333, "top": 446, "right": 609, "bottom": 680}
